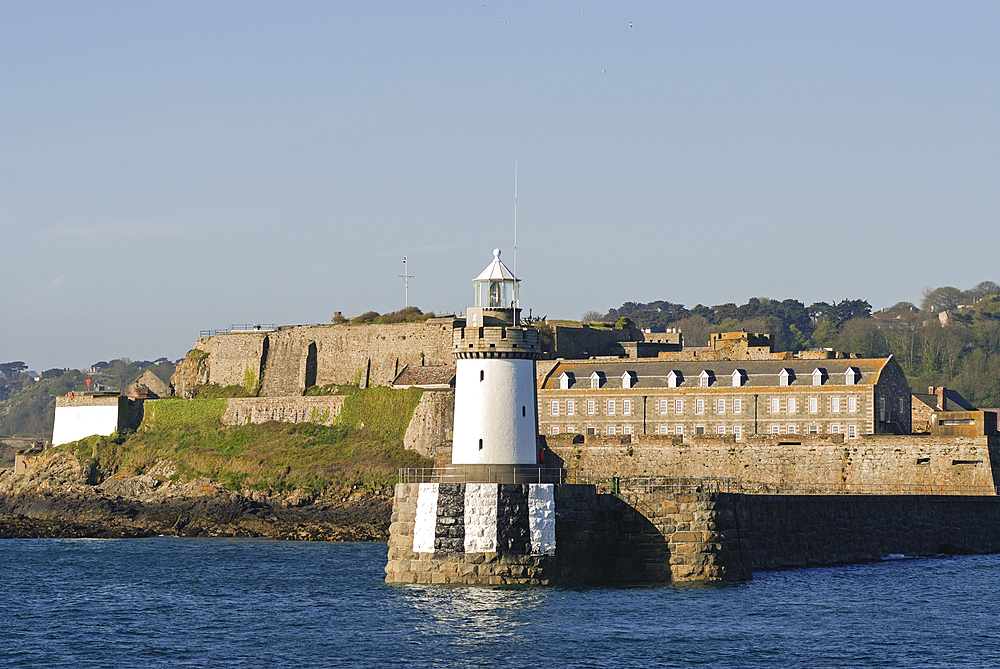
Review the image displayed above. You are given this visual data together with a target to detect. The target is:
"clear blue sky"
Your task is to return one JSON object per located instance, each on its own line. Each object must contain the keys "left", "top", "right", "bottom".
{"left": 2, "top": 1, "right": 997, "bottom": 371}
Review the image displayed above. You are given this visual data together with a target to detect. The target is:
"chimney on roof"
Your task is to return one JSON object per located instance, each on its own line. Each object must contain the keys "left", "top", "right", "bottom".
{"left": 935, "top": 386, "right": 946, "bottom": 410}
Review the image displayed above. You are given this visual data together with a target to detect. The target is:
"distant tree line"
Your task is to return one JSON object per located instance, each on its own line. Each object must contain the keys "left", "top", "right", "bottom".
{"left": 585, "top": 281, "right": 1000, "bottom": 407}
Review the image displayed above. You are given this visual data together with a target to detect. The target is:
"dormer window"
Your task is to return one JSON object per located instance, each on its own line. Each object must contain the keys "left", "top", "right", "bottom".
{"left": 590, "top": 371, "right": 604, "bottom": 389}
{"left": 667, "top": 370, "right": 682, "bottom": 388}
{"left": 559, "top": 371, "right": 574, "bottom": 390}
{"left": 779, "top": 368, "right": 794, "bottom": 387}
{"left": 812, "top": 368, "right": 826, "bottom": 386}
{"left": 845, "top": 367, "right": 859, "bottom": 386}
{"left": 699, "top": 370, "right": 714, "bottom": 387}
{"left": 621, "top": 371, "right": 636, "bottom": 389}
{"left": 731, "top": 369, "right": 746, "bottom": 387}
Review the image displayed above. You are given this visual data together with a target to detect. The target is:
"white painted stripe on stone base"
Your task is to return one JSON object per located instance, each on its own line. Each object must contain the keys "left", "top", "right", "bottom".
{"left": 413, "top": 483, "right": 439, "bottom": 553}
{"left": 528, "top": 484, "right": 556, "bottom": 556}
{"left": 463, "top": 483, "right": 498, "bottom": 553}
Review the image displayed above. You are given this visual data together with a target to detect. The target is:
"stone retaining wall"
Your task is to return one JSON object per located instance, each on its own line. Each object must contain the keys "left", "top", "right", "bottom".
{"left": 544, "top": 433, "right": 1000, "bottom": 491}
{"left": 221, "top": 397, "right": 346, "bottom": 426}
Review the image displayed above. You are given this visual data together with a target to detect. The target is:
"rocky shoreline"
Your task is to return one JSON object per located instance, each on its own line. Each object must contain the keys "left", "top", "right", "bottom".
{"left": 0, "top": 452, "right": 391, "bottom": 541}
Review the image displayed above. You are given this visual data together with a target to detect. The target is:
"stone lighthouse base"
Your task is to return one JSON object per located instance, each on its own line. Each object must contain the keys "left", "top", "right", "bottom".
{"left": 384, "top": 482, "right": 751, "bottom": 585}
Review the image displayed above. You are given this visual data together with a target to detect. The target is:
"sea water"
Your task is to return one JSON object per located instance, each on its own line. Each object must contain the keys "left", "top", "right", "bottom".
{"left": 2, "top": 538, "right": 999, "bottom": 668}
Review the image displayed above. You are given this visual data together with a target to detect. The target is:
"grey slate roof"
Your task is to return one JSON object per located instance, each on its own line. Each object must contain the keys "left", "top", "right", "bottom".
{"left": 541, "top": 358, "right": 890, "bottom": 390}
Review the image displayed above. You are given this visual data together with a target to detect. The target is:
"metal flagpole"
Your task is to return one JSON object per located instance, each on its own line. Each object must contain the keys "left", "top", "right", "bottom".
{"left": 399, "top": 257, "right": 414, "bottom": 309}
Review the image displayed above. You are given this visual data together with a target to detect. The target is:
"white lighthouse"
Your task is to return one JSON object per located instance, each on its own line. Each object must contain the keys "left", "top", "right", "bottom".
{"left": 451, "top": 249, "right": 541, "bottom": 465}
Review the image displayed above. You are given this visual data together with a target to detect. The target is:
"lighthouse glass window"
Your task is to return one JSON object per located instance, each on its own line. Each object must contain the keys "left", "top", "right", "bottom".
{"left": 489, "top": 281, "right": 503, "bottom": 307}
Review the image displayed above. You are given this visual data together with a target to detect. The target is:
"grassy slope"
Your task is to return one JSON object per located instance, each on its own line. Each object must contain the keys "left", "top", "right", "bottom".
{"left": 64, "top": 387, "right": 432, "bottom": 496}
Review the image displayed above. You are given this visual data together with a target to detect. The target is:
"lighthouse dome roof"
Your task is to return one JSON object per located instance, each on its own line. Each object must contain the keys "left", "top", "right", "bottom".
{"left": 474, "top": 248, "right": 518, "bottom": 282}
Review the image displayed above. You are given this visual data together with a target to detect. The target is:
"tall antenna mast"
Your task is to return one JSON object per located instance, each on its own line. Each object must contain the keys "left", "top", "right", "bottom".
{"left": 513, "top": 159, "right": 518, "bottom": 309}
{"left": 399, "top": 256, "right": 414, "bottom": 309}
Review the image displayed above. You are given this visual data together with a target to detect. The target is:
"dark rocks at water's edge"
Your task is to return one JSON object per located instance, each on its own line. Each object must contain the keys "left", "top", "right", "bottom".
{"left": 0, "top": 452, "right": 391, "bottom": 541}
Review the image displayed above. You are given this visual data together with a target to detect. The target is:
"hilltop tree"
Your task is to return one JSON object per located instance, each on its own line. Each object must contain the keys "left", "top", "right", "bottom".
{"left": 921, "top": 286, "right": 964, "bottom": 313}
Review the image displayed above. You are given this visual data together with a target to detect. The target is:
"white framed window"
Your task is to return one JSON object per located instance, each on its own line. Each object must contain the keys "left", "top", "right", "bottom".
{"left": 771, "top": 425, "right": 780, "bottom": 434}
{"left": 809, "top": 397, "right": 818, "bottom": 413}
{"left": 659, "top": 425, "right": 669, "bottom": 435}
{"left": 675, "top": 425, "right": 683, "bottom": 434}
{"left": 787, "top": 424, "right": 797, "bottom": 434}
{"left": 675, "top": 399, "right": 684, "bottom": 414}
{"left": 622, "top": 425, "right": 631, "bottom": 435}
{"left": 733, "top": 398, "right": 742, "bottom": 414}
{"left": 717, "top": 398, "right": 725, "bottom": 414}
{"left": 770, "top": 398, "right": 780, "bottom": 413}
{"left": 567, "top": 426, "right": 575, "bottom": 434}
{"left": 551, "top": 426, "right": 559, "bottom": 435}
{"left": 695, "top": 425, "right": 705, "bottom": 435}
{"left": 832, "top": 397, "right": 841, "bottom": 413}
{"left": 717, "top": 425, "right": 726, "bottom": 435}
{"left": 696, "top": 399, "right": 705, "bottom": 414}
{"left": 734, "top": 425, "right": 742, "bottom": 440}
{"left": 567, "top": 400, "right": 575, "bottom": 415}
{"left": 623, "top": 399, "right": 632, "bottom": 415}
{"left": 607, "top": 399, "right": 616, "bottom": 415}
{"left": 550, "top": 401, "right": 559, "bottom": 416}
{"left": 787, "top": 397, "right": 796, "bottom": 413}
{"left": 831, "top": 424, "right": 841, "bottom": 434}
{"left": 848, "top": 424, "right": 857, "bottom": 439}
{"left": 590, "top": 372, "right": 601, "bottom": 390}
{"left": 809, "top": 424, "right": 819, "bottom": 434}
{"left": 586, "top": 427, "right": 596, "bottom": 435}
{"left": 659, "top": 399, "right": 668, "bottom": 414}
{"left": 587, "top": 400, "right": 595, "bottom": 415}
{"left": 607, "top": 426, "right": 616, "bottom": 435}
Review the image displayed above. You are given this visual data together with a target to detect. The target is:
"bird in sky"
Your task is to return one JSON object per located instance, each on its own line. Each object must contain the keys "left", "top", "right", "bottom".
{"left": 630, "top": 21, "right": 633, "bottom": 27}
{"left": 602, "top": 68, "right": 607, "bottom": 73}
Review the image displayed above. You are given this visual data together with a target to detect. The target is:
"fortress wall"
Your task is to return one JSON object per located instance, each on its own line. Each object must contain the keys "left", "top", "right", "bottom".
{"left": 308, "top": 322, "right": 455, "bottom": 388}
{"left": 544, "top": 434, "right": 1000, "bottom": 491}
{"left": 201, "top": 333, "right": 269, "bottom": 388}
{"left": 402, "top": 390, "right": 455, "bottom": 458}
{"left": 190, "top": 323, "right": 455, "bottom": 396}
{"left": 259, "top": 333, "right": 314, "bottom": 397}
{"left": 221, "top": 397, "right": 346, "bottom": 426}
{"left": 550, "top": 325, "right": 636, "bottom": 359}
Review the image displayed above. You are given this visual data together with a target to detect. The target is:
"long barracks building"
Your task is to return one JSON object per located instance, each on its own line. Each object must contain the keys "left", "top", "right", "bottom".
{"left": 536, "top": 334, "right": 912, "bottom": 440}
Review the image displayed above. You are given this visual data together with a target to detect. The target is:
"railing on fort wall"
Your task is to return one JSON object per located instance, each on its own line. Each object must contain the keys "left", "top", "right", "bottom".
{"left": 570, "top": 473, "right": 999, "bottom": 497}
{"left": 199, "top": 324, "right": 278, "bottom": 337}
{"left": 398, "top": 468, "right": 999, "bottom": 496}
{"left": 398, "top": 467, "right": 566, "bottom": 484}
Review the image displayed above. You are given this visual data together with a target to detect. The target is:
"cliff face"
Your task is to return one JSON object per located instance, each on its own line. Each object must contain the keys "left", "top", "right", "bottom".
{"left": 0, "top": 451, "right": 390, "bottom": 540}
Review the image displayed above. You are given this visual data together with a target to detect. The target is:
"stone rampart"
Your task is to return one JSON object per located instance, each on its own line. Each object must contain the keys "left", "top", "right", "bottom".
{"left": 183, "top": 322, "right": 456, "bottom": 397}
{"left": 402, "top": 390, "right": 454, "bottom": 458}
{"left": 544, "top": 433, "right": 1000, "bottom": 492}
{"left": 199, "top": 332, "right": 269, "bottom": 389}
{"left": 221, "top": 397, "right": 346, "bottom": 426}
